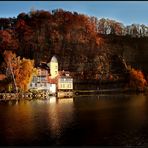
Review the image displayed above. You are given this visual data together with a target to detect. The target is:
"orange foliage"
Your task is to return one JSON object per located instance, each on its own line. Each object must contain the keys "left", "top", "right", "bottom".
{"left": 3, "top": 50, "right": 34, "bottom": 91}
{"left": 3, "top": 50, "right": 16, "bottom": 64}
{"left": 14, "top": 58, "right": 34, "bottom": 91}
{"left": 109, "top": 74, "right": 114, "bottom": 80}
{"left": 0, "top": 74, "right": 6, "bottom": 80}
{"left": 129, "top": 68, "right": 147, "bottom": 91}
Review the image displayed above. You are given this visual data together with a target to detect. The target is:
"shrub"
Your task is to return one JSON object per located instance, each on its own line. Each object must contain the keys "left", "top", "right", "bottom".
{"left": 129, "top": 68, "right": 147, "bottom": 91}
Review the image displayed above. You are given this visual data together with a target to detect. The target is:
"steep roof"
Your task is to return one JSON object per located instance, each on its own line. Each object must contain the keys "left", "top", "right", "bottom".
{"left": 50, "top": 56, "right": 58, "bottom": 63}
{"left": 38, "top": 62, "right": 50, "bottom": 70}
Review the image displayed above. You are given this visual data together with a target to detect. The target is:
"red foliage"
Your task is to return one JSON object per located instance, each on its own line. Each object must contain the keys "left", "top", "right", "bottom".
{"left": 0, "top": 30, "right": 18, "bottom": 52}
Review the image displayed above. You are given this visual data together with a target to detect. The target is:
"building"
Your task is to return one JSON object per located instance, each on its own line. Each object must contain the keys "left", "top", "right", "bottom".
{"left": 29, "top": 56, "right": 73, "bottom": 96}
{"left": 47, "top": 56, "right": 58, "bottom": 79}
{"left": 29, "top": 67, "right": 56, "bottom": 94}
{"left": 57, "top": 72, "right": 73, "bottom": 98}
{"left": 58, "top": 76, "right": 73, "bottom": 90}
{"left": 29, "top": 56, "right": 58, "bottom": 94}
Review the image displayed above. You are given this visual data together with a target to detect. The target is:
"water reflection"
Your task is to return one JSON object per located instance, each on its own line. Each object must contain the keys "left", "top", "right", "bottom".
{"left": 47, "top": 97, "right": 74, "bottom": 141}
{"left": 49, "top": 96, "right": 57, "bottom": 104}
{"left": 0, "top": 94, "right": 148, "bottom": 145}
{"left": 58, "top": 98, "right": 73, "bottom": 104}
{"left": 126, "top": 94, "right": 146, "bottom": 128}
{"left": 1, "top": 100, "right": 36, "bottom": 145}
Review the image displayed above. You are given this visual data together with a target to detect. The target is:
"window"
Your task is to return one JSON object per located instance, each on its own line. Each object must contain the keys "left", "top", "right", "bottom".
{"left": 37, "top": 77, "right": 40, "bottom": 82}
{"left": 67, "top": 84, "right": 69, "bottom": 88}
{"left": 69, "top": 84, "right": 71, "bottom": 88}
{"left": 41, "top": 77, "right": 47, "bottom": 81}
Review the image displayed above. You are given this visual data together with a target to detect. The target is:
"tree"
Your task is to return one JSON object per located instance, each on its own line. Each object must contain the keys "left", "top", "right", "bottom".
{"left": 3, "top": 50, "right": 35, "bottom": 91}
{"left": 0, "top": 30, "right": 18, "bottom": 52}
{"left": 14, "top": 58, "right": 34, "bottom": 91}
{"left": 128, "top": 68, "right": 147, "bottom": 91}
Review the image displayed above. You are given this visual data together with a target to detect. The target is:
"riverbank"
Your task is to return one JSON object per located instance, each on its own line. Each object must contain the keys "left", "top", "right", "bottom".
{"left": 0, "top": 87, "right": 147, "bottom": 102}
{"left": 74, "top": 87, "right": 148, "bottom": 96}
{"left": 0, "top": 91, "right": 55, "bottom": 101}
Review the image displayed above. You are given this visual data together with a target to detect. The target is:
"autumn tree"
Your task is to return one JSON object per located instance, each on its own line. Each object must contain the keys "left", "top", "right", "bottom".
{"left": 1, "top": 9, "right": 148, "bottom": 83}
{"left": 0, "top": 30, "right": 18, "bottom": 52}
{"left": 3, "top": 50, "right": 35, "bottom": 92}
{"left": 14, "top": 58, "right": 34, "bottom": 91}
{"left": 15, "top": 19, "right": 34, "bottom": 59}
{"left": 128, "top": 68, "right": 147, "bottom": 91}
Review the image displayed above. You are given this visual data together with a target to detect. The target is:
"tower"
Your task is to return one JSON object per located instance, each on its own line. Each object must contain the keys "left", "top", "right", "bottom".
{"left": 48, "top": 56, "right": 58, "bottom": 78}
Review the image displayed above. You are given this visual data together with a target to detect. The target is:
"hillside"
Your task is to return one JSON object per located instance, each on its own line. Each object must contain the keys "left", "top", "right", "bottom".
{"left": 0, "top": 9, "right": 148, "bottom": 82}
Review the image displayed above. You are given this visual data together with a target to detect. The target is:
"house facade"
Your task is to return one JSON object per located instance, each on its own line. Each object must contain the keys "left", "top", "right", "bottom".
{"left": 58, "top": 75, "right": 73, "bottom": 90}
{"left": 29, "top": 67, "right": 56, "bottom": 94}
{"left": 57, "top": 72, "right": 73, "bottom": 98}
{"left": 29, "top": 56, "right": 58, "bottom": 94}
{"left": 29, "top": 56, "right": 73, "bottom": 96}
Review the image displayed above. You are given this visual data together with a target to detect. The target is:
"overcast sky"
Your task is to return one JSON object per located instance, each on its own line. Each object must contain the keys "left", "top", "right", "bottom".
{"left": 0, "top": 1, "right": 148, "bottom": 25}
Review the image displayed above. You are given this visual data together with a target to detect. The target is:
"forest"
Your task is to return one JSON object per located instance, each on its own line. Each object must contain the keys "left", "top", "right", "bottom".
{"left": 0, "top": 9, "right": 148, "bottom": 91}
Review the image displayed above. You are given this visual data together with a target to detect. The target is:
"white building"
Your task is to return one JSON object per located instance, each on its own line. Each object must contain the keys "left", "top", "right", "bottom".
{"left": 57, "top": 72, "right": 73, "bottom": 98}
{"left": 29, "top": 66, "right": 56, "bottom": 94}
{"left": 47, "top": 56, "right": 58, "bottom": 79}
{"left": 29, "top": 56, "right": 59, "bottom": 93}
{"left": 29, "top": 56, "right": 73, "bottom": 96}
{"left": 58, "top": 76, "right": 73, "bottom": 90}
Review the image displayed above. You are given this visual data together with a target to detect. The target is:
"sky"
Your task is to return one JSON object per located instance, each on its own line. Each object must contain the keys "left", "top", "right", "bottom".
{"left": 0, "top": 1, "right": 148, "bottom": 25}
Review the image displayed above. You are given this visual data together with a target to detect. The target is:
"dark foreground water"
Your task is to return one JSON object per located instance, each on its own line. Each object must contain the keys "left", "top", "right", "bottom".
{"left": 0, "top": 94, "right": 148, "bottom": 146}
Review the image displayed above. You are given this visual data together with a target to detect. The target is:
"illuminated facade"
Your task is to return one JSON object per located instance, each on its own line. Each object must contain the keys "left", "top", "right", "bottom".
{"left": 58, "top": 76, "right": 73, "bottom": 90}
{"left": 29, "top": 68, "right": 56, "bottom": 94}
{"left": 29, "top": 56, "right": 73, "bottom": 96}
{"left": 57, "top": 75, "right": 73, "bottom": 98}
{"left": 48, "top": 56, "right": 58, "bottom": 79}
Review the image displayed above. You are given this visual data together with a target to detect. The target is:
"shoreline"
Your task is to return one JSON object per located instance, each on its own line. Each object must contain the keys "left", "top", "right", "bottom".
{"left": 0, "top": 87, "right": 147, "bottom": 102}
{"left": 74, "top": 88, "right": 147, "bottom": 96}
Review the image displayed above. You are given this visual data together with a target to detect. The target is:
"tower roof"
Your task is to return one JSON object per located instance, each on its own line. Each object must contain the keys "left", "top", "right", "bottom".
{"left": 50, "top": 56, "right": 58, "bottom": 63}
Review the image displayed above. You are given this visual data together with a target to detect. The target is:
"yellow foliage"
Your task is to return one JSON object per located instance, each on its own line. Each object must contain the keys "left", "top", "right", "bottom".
{"left": 3, "top": 50, "right": 35, "bottom": 92}
{"left": 32, "top": 68, "right": 38, "bottom": 76}
{"left": 14, "top": 58, "right": 34, "bottom": 91}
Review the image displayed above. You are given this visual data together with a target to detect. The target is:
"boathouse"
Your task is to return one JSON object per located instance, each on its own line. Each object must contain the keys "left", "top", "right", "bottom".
{"left": 57, "top": 71, "right": 73, "bottom": 97}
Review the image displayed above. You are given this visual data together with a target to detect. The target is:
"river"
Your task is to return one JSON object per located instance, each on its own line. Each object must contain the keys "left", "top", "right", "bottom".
{"left": 0, "top": 94, "right": 148, "bottom": 146}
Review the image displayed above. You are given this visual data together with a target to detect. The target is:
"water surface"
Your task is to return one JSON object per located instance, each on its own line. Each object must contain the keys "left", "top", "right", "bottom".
{"left": 0, "top": 94, "right": 148, "bottom": 146}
